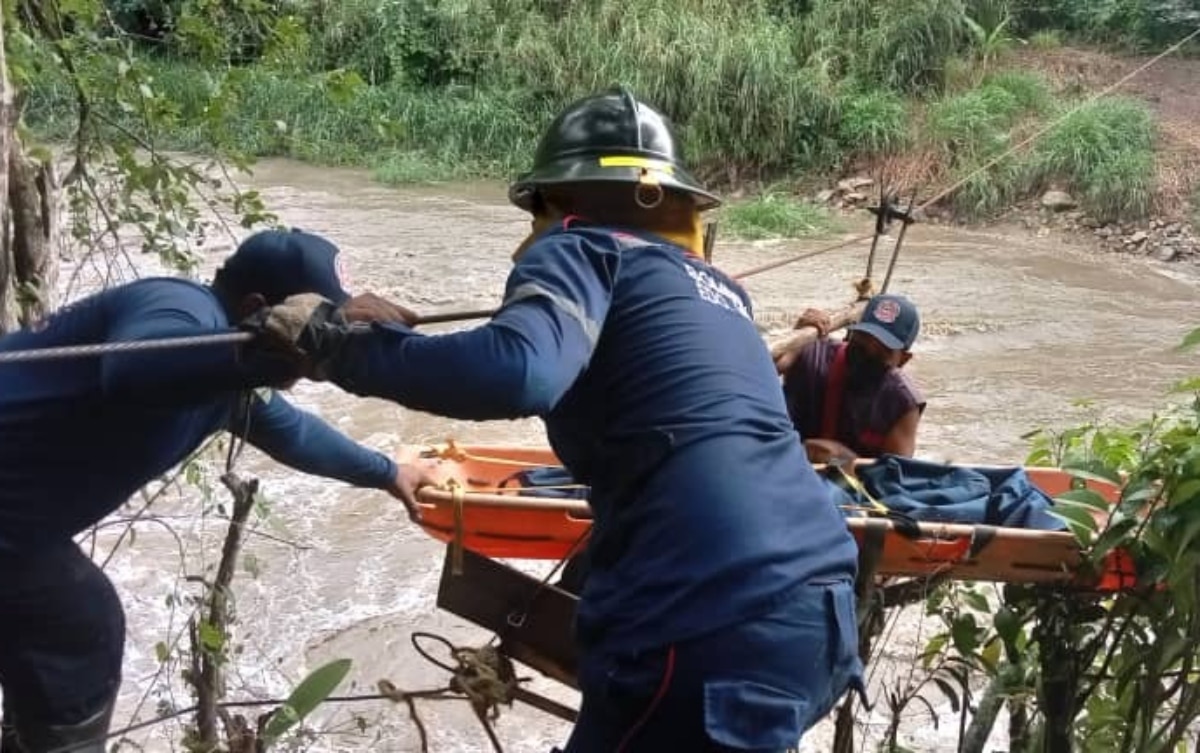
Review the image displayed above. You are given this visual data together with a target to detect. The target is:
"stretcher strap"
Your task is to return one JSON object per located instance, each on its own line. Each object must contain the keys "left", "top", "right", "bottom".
{"left": 967, "top": 524, "right": 998, "bottom": 560}
{"left": 435, "top": 439, "right": 563, "bottom": 469}
{"left": 833, "top": 464, "right": 891, "bottom": 515}
{"left": 450, "top": 481, "right": 466, "bottom": 576}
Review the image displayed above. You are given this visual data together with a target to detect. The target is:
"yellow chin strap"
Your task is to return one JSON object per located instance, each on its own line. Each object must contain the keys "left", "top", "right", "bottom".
{"left": 511, "top": 207, "right": 706, "bottom": 262}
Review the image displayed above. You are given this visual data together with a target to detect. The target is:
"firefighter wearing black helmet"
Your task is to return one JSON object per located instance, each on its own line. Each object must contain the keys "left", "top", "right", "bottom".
{"left": 247, "top": 87, "right": 866, "bottom": 752}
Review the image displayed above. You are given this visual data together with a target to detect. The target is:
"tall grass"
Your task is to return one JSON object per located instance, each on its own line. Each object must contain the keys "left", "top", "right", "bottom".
{"left": 924, "top": 70, "right": 1053, "bottom": 217}
{"left": 1026, "top": 98, "right": 1158, "bottom": 222}
{"left": 801, "top": 0, "right": 973, "bottom": 93}
{"left": 18, "top": 0, "right": 1172, "bottom": 225}
{"left": 838, "top": 88, "right": 912, "bottom": 157}
{"left": 489, "top": 0, "right": 845, "bottom": 172}
{"left": 721, "top": 194, "right": 841, "bottom": 240}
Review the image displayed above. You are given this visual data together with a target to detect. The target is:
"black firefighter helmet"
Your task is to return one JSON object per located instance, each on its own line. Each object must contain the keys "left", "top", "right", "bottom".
{"left": 508, "top": 87, "right": 721, "bottom": 213}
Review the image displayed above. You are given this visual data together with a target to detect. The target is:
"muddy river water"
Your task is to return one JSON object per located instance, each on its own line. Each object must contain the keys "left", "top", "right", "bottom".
{"left": 55, "top": 158, "right": 1200, "bottom": 751}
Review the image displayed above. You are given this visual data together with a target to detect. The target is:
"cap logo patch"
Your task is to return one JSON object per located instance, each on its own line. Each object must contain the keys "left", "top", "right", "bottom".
{"left": 874, "top": 299, "right": 901, "bottom": 323}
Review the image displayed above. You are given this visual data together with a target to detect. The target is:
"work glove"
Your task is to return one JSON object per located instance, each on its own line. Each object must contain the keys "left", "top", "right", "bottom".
{"left": 240, "top": 293, "right": 360, "bottom": 381}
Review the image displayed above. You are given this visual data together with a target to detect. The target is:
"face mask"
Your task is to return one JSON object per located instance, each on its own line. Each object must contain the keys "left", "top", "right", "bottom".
{"left": 845, "top": 341, "right": 890, "bottom": 387}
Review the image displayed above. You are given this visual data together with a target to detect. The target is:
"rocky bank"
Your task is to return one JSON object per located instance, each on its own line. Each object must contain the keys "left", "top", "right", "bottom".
{"left": 812, "top": 177, "right": 1200, "bottom": 266}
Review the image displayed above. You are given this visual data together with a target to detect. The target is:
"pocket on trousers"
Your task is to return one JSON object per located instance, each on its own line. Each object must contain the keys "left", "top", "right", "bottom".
{"left": 704, "top": 679, "right": 809, "bottom": 751}
{"left": 830, "top": 582, "right": 869, "bottom": 708}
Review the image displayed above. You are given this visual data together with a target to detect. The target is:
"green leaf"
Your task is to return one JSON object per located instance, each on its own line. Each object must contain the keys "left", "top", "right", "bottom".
{"left": 951, "top": 614, "right": 980, "bottom": 656}
{"left": 1056, "top": 488, "right": 1113, "bottom": 511}
{"left": 155, "top": 641, "right": 170, "bottom": 663}
{"left": 962, "top": 590, "right": 990, "bottom": 613}
{"left": 1026, "top": 448, "right": 1053, "bottom": 467}
{"left": 1169, "top": 377, "right": 1200, "bottom": 395}
{"left": 260, "top": 658, "right": 353, "bottom": 746}
{"left": 994, "top": 607, "right": 1021, "bottom": 646}
{"left": 198, "top": 621, "right": 224, "bottom": 653}
{"left": 1090, "top": 516, "right": 1138, "bottom": 561}
{"left": 921, "top": 633, "right": 949, "bottom": 668}
{"left": 1049, "top": 504, "right": 1099, "bottom": 543}
{"left": 1178, "top": 326, "right": 1200, "bottom": 352}
{"left": 1171, "top": 479, "right": 1200, "bottom": 507}
{"left": 932, "top": 676, "right": 962, "bottom": 712}
{"left": 1062, "top": 460, "right": 1124, "bottom": 488}
{"left": 980, "top": 637, "right": 1002, "bottom": 673}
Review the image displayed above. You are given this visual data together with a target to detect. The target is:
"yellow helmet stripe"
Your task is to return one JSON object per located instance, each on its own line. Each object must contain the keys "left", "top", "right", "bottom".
{"left": 598, "top": 155, "right": 676, "bottom": 174}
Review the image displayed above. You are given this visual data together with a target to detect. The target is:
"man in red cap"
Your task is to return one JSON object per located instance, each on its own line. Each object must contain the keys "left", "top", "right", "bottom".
{"left": 782, "top": 293, "right": 926, "bottom": 465}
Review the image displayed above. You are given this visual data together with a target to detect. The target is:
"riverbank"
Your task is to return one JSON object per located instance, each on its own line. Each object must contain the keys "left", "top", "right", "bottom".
{"left": 19, "top": 4, "right": 1200, "bottom": 257}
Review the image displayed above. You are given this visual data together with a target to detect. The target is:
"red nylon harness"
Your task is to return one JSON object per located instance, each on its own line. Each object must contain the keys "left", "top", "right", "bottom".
{"left": 820, "top": 342, "right": 885, "bottom": 454}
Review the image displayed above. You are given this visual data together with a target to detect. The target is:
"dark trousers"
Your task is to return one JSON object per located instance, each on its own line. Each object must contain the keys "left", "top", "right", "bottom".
{"left": 560, "top": 580, "right": 863, "bottom": 753}
{"left": 0, "top": 542, "right": 125, "bottom": 751}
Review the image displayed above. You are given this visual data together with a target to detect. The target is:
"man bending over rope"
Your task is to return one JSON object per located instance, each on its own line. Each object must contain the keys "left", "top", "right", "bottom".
{"left": 242, "top": 87, "right": 866, "bottom": 753}
{"left": 0, "top": 229, "right": 429, "bottom": 753}
{"left": 781, "top": 293, "right": 926, "bottom": 465}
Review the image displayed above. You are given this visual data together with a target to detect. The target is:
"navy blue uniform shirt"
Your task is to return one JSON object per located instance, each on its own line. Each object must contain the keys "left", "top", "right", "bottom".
{"left": 329, "top": 223, "right": 860, "bottom": 652}
{"left": 0, "top": 277, "right": 397, "bottom": 553}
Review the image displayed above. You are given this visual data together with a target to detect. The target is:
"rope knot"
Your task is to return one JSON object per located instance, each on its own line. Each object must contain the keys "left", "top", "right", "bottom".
{"left": 450, "top": 645, "right": 521, "bottom": 719}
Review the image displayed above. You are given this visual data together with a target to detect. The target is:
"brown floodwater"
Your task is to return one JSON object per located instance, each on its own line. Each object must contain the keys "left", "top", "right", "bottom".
{"left": 65, "top": 157, "right": 1198, "bottom": 752}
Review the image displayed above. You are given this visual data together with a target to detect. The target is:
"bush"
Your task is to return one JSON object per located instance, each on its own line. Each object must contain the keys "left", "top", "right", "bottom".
{"left": 983, "top": 70, "right": 1052, "bottom": 113}
{"left": 1027, "top": 98, "right": 1158, "bottom": 222}
{"left": 1010, "top": 0, "right": 1200, "bottom": 53}
{"left": 837, "top": 88, "right": 912, "bottom": 157}
{"left": 802, "top": 0, "right": 974, "bottom": 93}
{"left": 720, "top": 193, "right": 840, "bottom": 239}
{"left": 927, "top": 85, "right": 1022, "bottom": 162}
{"left": 1029, "top": 29, "right": 1062, "bottom": 49}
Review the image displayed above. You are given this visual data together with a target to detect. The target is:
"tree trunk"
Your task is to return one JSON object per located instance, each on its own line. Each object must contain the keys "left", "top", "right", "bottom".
{"left": 8, "top": 133, "right": 59, "bottom": 326}
{"left": 0, "top": 7, "right": 15, "bottom": 333}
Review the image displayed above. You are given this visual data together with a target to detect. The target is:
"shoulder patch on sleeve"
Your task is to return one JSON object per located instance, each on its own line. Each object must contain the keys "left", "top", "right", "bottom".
{"left": 254, "top": 387, "right": 275, "bottom": 404}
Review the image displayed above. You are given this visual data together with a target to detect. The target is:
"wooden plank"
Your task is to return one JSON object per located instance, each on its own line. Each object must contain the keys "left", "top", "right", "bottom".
{"left": 436, "top": 546, "right": 582, "bottom": 689}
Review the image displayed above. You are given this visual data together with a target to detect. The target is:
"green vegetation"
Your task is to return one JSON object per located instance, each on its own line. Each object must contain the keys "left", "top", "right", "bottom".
{"left": 1027, "top": 98, "right": 1158, "bottom": 222}
{"left": 1029, "top": 29, "right": 1063, "bottom": 50}
{"left": 1009, "top": 0, "right": 1200, "bottom": 53}
{"left": 926, "top": 72, "right": 1157, "bottom": 221}
{"left": 896, "top": 329, "right": 1200, "bottom": 753}
{"left": 17, "top": 0, "right": 1197, "bottom": 225}
{"left": 721, "top": 194, "right": 841, "bottom": 241}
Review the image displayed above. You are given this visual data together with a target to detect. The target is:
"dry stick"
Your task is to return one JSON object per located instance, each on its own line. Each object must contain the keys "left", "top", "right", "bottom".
{"left": 192, "top": 471, "right": 260, "bottom": 747}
